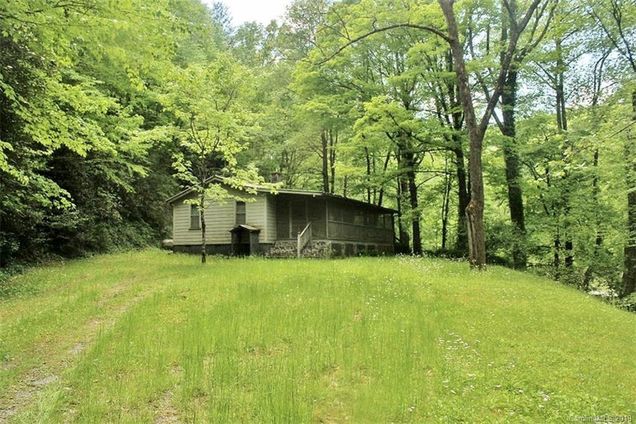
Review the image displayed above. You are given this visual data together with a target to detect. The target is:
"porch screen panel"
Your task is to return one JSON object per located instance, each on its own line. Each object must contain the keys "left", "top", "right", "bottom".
{"left": 308, "top": 199, "right": 326, "bottom": 238}
{"left": 290, "top": 199, "right": 307, "bottom": 236}
{"left": 276, "top": 198, "right": 291, "bottom": 239}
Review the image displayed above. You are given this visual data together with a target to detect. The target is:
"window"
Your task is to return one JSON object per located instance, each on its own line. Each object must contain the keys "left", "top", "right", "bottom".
{"left": 190, "top": 205, "right": 200, "bottom": 230}
{"left": 236, "top": 201, "right": 246, "bottom": 225}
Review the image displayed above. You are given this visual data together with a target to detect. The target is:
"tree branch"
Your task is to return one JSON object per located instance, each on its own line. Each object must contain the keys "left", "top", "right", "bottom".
{"left": 315, "top": 23, "right": 451, "bottom": 65}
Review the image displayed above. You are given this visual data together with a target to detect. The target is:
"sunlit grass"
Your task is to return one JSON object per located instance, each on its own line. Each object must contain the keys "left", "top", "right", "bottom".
{"left": 0, "top": 250, "right": 634, "bottom": 422}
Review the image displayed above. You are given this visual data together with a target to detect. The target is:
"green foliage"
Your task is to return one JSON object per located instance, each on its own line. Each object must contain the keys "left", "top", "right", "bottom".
{"left": 616, "top": 292, "right": 636, "bottom": 312}
{"left": 0, "top": 0, "right": 634, "bottom": 294}
{"left": 268, "top": 0, "right": 634, "bottom": 291}
{"left": 0, "top": 0, "right": 226, "bottom": 264}
{"left": 160, "top": 55, "right": 264, "bottom": 215}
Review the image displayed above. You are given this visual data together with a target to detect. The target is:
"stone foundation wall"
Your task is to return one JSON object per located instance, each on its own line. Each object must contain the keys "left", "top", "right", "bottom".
{"left": 173, "top": 241, "right": 393, "bottom": 258}
{"left": 302, "top": 240, "right": 333, "bottom": 258}
{"left": 329, "top": 241, "right": 394, "bottom": 257}
{"left": 173, "top": 243, "right": 273, "bottom": 256}
{"left": 267, "top": 240, "right": 298, "bottom": 258}
{"left": 267, "top": 240, "right": 394, "bottom": 258}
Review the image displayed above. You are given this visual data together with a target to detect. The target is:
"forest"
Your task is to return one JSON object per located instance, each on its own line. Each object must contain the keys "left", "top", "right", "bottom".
{"left": 0, "top": 0, "right": 634, "bottom": 300}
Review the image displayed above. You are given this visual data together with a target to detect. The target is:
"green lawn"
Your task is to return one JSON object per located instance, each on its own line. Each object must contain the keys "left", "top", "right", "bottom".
{"left": 0, "top": 250, "right": 634, "bottom": 423}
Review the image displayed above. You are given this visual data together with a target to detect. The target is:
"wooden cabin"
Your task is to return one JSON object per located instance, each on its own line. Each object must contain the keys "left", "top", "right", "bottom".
{"left": 167, "top": 179, "right": 396, "bottom": 257}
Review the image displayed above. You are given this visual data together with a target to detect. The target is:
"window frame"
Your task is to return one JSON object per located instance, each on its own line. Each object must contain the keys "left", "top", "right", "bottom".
{"left": 235, "top": 201, "right": 246, "bottom": 225}
{"left": 189, "top": 204, "right": 201, "bottom": 230}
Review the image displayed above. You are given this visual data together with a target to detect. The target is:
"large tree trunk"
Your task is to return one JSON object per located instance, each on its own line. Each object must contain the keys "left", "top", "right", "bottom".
{"left": 452, "top": 143, "right": 470, "bottom": 256}
{"left": 622, "top": 89, "right": 636, "bottom": 296}
{"left": 396, "top": 174, "right": 411, "bottom": 252}
{"left": 441, "top": 1, "right": 487, "bottom": 268}
{"left": 501, "top": 68, "right": 527, "bottom": 269}
{"left": 444, "top": 51, "right": 470, "bottom": 256}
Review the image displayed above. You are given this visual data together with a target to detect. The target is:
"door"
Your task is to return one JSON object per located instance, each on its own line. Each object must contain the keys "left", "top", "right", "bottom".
{"left": 231, "top": 228, "right": 251, "bottom": 256}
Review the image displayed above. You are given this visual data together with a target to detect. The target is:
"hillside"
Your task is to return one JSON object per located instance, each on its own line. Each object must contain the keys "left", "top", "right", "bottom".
{"left": 0, "top": 250, "right": 634, "bottom": 422}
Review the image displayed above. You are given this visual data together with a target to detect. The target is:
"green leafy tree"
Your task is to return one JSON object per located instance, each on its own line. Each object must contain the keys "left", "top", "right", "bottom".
{"left": 161, "top": 56, "right": 263, "bottom": 263}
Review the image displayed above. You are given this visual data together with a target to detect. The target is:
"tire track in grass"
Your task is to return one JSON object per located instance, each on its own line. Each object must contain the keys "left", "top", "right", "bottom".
{"left": 151, "top": 362, "right": 184, "bottom": 424}
{"left": 0, "top": 273, "right": 133, "bottom": 377}
{"left": 153, "top": 390, "right": 181, "bottom": 424}
{"left": 0, "top": 279, "right": 162, "bottom": 423}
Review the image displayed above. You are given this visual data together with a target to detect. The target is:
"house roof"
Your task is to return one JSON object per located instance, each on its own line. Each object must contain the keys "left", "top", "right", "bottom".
{"left": 274, "top": 188, "right": 398, "bottom": 214}
{"left": 166, "top": 176, "right": 397, "bottom": 214}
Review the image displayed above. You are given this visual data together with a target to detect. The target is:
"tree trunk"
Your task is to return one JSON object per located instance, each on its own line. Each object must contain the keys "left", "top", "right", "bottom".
{"left": 404, "top": 150, "right": 422, "bottom": 255}
{"left": 200, "top": 201, "right": 207, "bottom": 264}
{"left": 622, "top": 89, "right": 636, "bottom": 296}
{"left": 501, "top": 67, "right": 527, "bottom": 269}
{"left": 441, "top": 157, "right": 452, "bottom": 251}
{"left": 321, "top": 129, "right": 329, "bottom": 193}
{"left": 452, "top": 144, "right": 470, "bottom": 256}
{"left": 440, "top": 1, "right": 487, "bottom": 268}
{"left": 554, "top": 235, "right": 560, "bottom": 272}
{"left": 555, "top": 38, "right": 573, "bottom": 269}
{"left": 564, "top": 240, "right": 573, "bottom": 267}
{"left": 343, "top": 175, "right": 348, "bottom": 197}
{"left": 377, "top": 150, "right": 391, "bottom": 207}
{"left": 396, "top": 171, "right": 411, "bottom": 253}
{"left": 445, "top": 51, "right": 470, "bottom": 256}
{"left": 583, "top": 64, "right": 607, "bottom": 289}
{"left": 364, "top": 146, "right": 372, "bottom": 203}
{"left": 547, "top": 165, "right": 561, "bottom": 273}
{"left": 329, "top": 129, "right": 337, "bottom": 194}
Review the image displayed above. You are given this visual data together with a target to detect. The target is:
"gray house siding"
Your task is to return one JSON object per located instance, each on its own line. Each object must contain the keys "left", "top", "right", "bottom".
{"left": 172, "top": 189, "right": 270, "bottom": 246}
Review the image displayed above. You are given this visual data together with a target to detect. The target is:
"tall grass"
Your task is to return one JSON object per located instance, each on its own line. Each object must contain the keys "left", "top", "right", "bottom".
{"left": 0, "top": 251, "right": 634, "bottom": 422}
